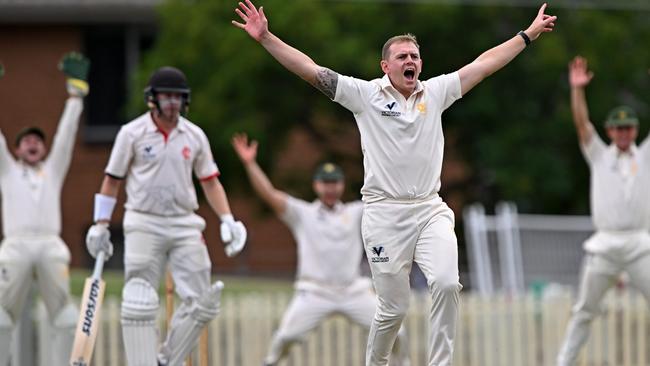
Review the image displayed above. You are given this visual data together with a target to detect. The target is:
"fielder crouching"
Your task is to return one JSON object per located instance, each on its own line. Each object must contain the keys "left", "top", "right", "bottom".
{"left": 0, "top": 53, "right": 89, "bottom": 365}
{"left": 85, "top": 66, "right": 246, "bottom": 366}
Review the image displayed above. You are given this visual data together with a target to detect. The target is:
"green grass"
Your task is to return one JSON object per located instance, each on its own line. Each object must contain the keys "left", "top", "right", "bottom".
{"left": 70, "top": 269, "right": 294, "bottom": 298}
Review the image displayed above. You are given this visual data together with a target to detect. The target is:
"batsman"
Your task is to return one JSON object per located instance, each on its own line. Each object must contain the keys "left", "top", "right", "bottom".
{"left": 85, "top": 66, "right": 246, "bottom": 365}
{"left": 0, "top": 53, "right": 89, "bottom": 365}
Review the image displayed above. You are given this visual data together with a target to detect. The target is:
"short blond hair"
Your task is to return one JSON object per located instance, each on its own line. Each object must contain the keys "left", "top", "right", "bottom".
{"left": 382, "top": 33, "right": 420, "bottom": 60}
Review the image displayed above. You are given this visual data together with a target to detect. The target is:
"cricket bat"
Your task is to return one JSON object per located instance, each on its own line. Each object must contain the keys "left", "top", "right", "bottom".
{"left": 69, "top": 251, "right": 107, "bottom": 366}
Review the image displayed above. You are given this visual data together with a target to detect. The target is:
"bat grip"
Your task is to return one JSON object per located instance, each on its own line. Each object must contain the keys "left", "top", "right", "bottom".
{"left": 92, "top": 251, "right": 106, "bottom": 280}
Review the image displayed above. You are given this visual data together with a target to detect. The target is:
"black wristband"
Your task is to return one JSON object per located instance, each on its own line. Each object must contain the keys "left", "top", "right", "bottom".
{"left": 518, "top": 30, "right": 531, "bottom": 46}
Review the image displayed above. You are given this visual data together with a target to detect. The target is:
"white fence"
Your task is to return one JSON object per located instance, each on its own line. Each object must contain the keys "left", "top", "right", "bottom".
{"left": 464, "top": 202, "right": 594, "bottom": 295}
{"left": 17, "top": 290, "right": 650, "bottom": 366}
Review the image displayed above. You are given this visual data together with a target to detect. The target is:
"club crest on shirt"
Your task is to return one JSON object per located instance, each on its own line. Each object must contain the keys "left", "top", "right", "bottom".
{"left": 416, "top": 103, "right": 427, "bottom": 114}
{"left": 182, "top": 146, "right": 191, "bottom": 160}
{"left": 142, "top": 145, "right": 156, "bottom": 160}
{"left": 371, "top": 246, "right": 389, "bottom": 263}
{"left": 381, "top": 102, "right": 401, "bottom": 117}
{"left": 0, "top": 266, "right": 9, "bottom": 282}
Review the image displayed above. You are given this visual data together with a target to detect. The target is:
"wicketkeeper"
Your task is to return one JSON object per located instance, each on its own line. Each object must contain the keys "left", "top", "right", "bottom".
{"left": 85, "top": 66, "right": 247, "bottom": 366}
{"left": 0, "top": 53, "right": 89, "bottom": 365}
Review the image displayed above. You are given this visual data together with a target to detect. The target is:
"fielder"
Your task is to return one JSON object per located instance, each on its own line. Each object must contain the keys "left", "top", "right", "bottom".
{"left": 232, "top": 134, "right": 410, "bottom": 366}
{"left": 0, "top": 53, "right": 89, "bottom": 365}
{"left": 85, "top": 66, "right": 247, "bottom": 366}
{"left": 233, "top": 1, "right": 556, "bottom": 365}
{"left": 556, "top": 57, "right": 650, "bottom": 366}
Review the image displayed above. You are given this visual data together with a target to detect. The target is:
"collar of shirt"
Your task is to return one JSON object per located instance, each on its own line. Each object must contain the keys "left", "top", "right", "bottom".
{"left": 315, "top": 199, "right": 343, "bottom": 213}
{"left": 18, "top": 160, "right": 43, "bottom": 171}
{"left": 379, "top": 74, "right": 424, "bottom": 96}
{"left": 609, "top": 143, "right": 638, "bottom": 158}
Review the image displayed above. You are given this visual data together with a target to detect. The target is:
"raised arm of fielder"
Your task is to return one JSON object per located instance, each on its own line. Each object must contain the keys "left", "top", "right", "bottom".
{"left": 567, "top": 56, "right": 595, "bottom": 145}
{"left": 457, "top": 3, "right": 556, "bottom": 95}
{"left": 48, "top": 52, "right": 90, "bottom": 183}
{"left": 231, "top": 133, "right": 287, "bottom": 215}
{"left": 232, "top": 0, "right": 339, "bottom": 99}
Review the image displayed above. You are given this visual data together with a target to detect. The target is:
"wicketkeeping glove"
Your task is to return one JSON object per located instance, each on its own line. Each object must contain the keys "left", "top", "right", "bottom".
{"left": 58, "top": 52, "right": 90, "bottom": 97}
{"left": 86, "top": 223, "right": 113, "bottom": 260}
{"left": 220, "top": 215, "right": 247, "bottom": 257}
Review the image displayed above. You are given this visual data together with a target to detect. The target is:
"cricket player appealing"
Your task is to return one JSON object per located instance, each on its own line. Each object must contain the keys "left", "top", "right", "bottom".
{"left": 0, "top": 53, "right": 89, "bottom": 365}
{"left": 233, "top": 2, "right": 556, "bottom": 365}
{"left": 85, "top": 66, "right": 247, "bottom": 366}
{"left": 556, "top": 57, "right": 650, "bottom": 366}
{"left": 232, "top": 134, "right": 410, "bottom": 366}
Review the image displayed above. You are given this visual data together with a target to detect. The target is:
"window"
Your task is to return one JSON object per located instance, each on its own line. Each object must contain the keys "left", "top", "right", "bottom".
{"left": 83, "top": 24, "right": 155, "bottom": 143}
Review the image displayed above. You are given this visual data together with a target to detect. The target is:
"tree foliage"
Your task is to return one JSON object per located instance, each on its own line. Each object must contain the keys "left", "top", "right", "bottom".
{"left": 131, "top": 0, "right": 649, "bottom": 214}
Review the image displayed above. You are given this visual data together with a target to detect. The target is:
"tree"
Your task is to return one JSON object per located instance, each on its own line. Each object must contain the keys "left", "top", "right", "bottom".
{"left": 131, "top": 0, "right": 650, "bottom": 215}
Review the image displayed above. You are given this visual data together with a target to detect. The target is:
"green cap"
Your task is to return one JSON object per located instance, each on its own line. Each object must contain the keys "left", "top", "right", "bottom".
{"left": 313, "top": 162, "right": 344, "bottom": 182}
{"left": 15, "top": 126, "right": 45, "bottom": 147}
{"left": 605, "top": 106, "right": 639, "bottom": 128}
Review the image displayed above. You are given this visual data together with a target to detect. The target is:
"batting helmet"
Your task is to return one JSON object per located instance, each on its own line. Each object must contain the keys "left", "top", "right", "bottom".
{"left": 144, "top": 66, "right": 191, "bottom": 111}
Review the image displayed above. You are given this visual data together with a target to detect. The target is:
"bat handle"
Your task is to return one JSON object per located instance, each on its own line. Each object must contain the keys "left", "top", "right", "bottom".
{"left": 92, "top": 251, "right": 106, "bottom": 280}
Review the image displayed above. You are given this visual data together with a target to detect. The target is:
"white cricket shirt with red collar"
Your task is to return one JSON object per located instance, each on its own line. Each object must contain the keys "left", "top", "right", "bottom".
{"left": 105, "top": 112, "right": 219, "bottom": 216}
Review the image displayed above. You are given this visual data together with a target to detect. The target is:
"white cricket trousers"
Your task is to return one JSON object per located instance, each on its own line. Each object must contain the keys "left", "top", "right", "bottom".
{"left": 557, "top": 231, "right": 650, "bottom": 366}
{"left": 121, "top": 210, "right": 212, "bottom": 365}
{"left": 123, "top": 210, "right": 211, "bottom": 303}
{"left": 0, "top": 235, "right": 76, "bottom": 365}
{"left": 363, "top": 196, "right": 461, "bottom": 366}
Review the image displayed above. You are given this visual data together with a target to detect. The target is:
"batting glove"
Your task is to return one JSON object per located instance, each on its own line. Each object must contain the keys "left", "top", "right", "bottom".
{"left": 220, "top": 215, "right": 247, "bottom": 257}
{"left": 58, "top": 52, "right": 90, "bottom": 97}
{"left": 86, "top": 223, "right": 113, "bottom": 260}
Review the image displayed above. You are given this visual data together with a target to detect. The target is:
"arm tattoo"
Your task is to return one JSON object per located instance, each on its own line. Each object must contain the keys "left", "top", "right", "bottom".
{"left": 315, "top": 67, "right": 338, "bottom": 99}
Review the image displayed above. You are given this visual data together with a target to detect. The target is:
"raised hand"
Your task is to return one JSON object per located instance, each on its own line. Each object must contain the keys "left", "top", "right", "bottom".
{"left": 569, "top": 56, "right": 594, "bottom": 88}
{"left": 232, "top": 133, "right": 258, "bottom": 164}
{"left": 524, "top": 3, "right": 557, "bottom": 41}
{"left": 232, "top": 0, "right": 269, "bottom": 42}
{"left": 59, "top": 52, "right": 90, "bottom": 97}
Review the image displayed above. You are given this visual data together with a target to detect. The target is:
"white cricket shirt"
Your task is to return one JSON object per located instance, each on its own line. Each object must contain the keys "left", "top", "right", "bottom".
{"left": 0, "top": 98, "right": 83, "bottom": 237}
{"left": 105, "top": 113, "right": 219, "bottom": 216}
{"left": 581, "top": 133, "right": 650, "bottom": 231}
{"left": 281, "top": 196, "right": 364, "bottom": 285}
{"left": 334, "top": 72, "right": 462, "bottom": 202}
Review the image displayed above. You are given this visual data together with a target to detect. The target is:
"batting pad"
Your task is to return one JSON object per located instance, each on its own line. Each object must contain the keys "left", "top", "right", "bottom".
{"left": 159, "top": 281, "right": 223, "bottom": 366}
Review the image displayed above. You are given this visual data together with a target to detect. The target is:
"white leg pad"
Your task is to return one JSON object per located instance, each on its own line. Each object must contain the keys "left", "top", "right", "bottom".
{"left": 159, "top": 281, "right": 223, "bottom": 366}
{"left": 121, "top": 278, "right": 160, "bottom": 366}
{"left": 0, "top": 306, "right": 13, "bottom": 366}
{"left": 51, "top": 303, "right": 78, "bottom": 365}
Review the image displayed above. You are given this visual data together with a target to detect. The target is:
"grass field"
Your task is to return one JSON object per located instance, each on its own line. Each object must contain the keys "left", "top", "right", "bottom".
{"left": 69, "top": 269, "right": 294, "bottom": 298}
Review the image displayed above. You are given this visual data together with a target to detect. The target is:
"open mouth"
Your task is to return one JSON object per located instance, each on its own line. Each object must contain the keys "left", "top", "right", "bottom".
{"left": 404, "top": 69, "right": 415, "bottom": 81}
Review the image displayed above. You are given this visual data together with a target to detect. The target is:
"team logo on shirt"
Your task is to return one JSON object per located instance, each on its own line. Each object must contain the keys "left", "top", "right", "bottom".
{"left": 381, "top": 102, "right": 401, "bottom": 117}
{"left": 416, "top": 103, "right": 427, "bottom": 114}
{"left": 182, "top": 146, "right": 191, "bottom": 160}
{"left": 143, "top": 145, "right": 156, "bottom": 160}
{"left": 0, "top": 266, "right": 9, "bottom": 282}
{"left": 371, "top": 246, "right": 389, "bottom": 263}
